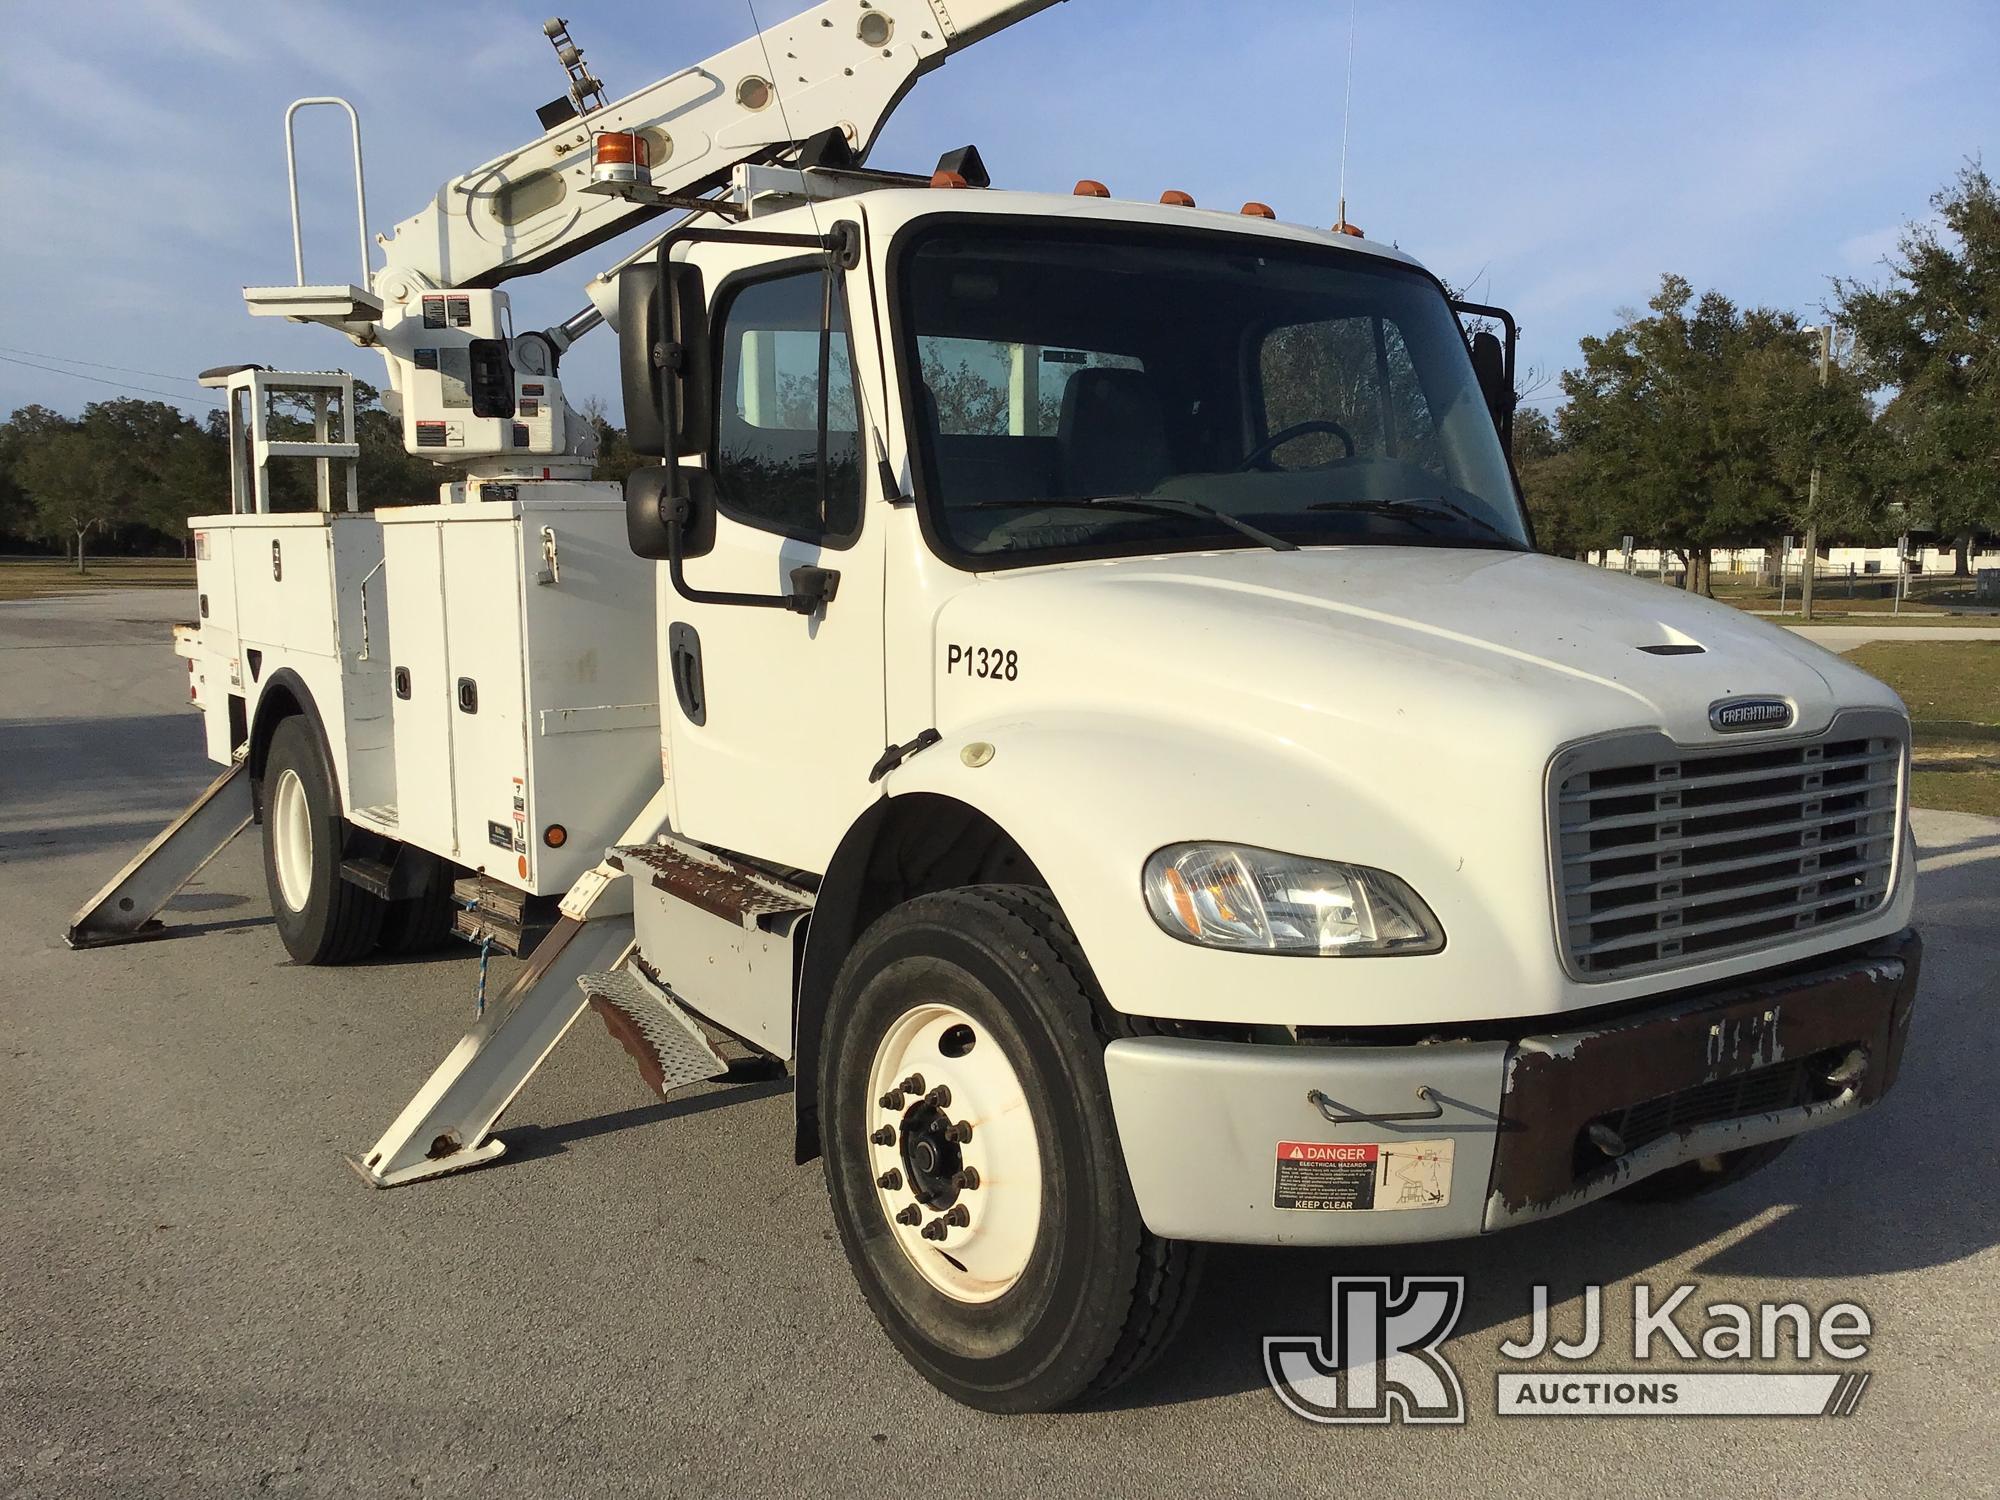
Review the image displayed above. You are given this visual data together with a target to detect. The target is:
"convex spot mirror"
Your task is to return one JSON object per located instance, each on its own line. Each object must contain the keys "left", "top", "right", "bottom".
{"left": 624, "top": 465, "right": 717, "bottom": 561}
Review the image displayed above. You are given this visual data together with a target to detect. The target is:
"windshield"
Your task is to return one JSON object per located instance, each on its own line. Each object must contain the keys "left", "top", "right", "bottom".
{"left": 897, "top": 222, "right": 1530, "bottom": 566}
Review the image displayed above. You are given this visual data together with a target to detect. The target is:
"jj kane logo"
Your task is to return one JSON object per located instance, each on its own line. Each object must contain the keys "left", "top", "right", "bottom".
{"left": 1266, "top": 1280, "right": 1876, "bottom": 1423}
{"left": 1264, "top": 1276, "right": 1467, "bottom": 1424}
{"left": 1709, "top": 696, "right": 1795, "bottom": 733}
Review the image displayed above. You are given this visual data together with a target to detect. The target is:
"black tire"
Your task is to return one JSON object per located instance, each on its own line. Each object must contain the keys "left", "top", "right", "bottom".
{"left": 820, "top": 885, "right": 1201, "bottom": 1412}
{"left": 1618, "top": 1138, "right": 1794, "bottom": 1202}
{"left": 377, "top": 856, "right": 457, "bottom": 955}
{"left": 260, "top": 715, "right": 384, "bottom": 965}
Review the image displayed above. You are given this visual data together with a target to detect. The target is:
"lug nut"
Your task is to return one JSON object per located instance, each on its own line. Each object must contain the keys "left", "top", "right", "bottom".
{"left": 921, "top": 1217, "right": 948, "bottom": 1241}
{"left": 878, "top": 1089, "right": 905, "bottom": 1111}
{"left": 941, "top": 1204, "right": 971, "bottom": 1228}
{"left": 895, "top": 1205, "right": 923, "bottom": 1226}
{"left": 925, "top": 1085, "right": 952, "bottom": 1109}
{"left": 899, "top": 1073, "right": 926, "bottom": 1095}
{"left": 944, "top": 1121, "right": 974, "bottom": 1145}
{"left": 870, "top": 1126, "right": 896, "bottom": 1146}
{"left": 877, "top": 1168, "right": 903, "bottom": 1190}
{"left": 952, "top": 1168, "right": 980, "bottom": 1192}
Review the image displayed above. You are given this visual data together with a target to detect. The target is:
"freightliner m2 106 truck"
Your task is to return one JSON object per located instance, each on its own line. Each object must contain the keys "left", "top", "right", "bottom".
{"left": 71, "top": 0, "right": 1921, "bottom": 1411}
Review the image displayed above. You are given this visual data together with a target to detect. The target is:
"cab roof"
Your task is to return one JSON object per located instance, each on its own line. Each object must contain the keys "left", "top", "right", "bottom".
{"left": 750, "top": 185, "right": 1427, "bottom": 273}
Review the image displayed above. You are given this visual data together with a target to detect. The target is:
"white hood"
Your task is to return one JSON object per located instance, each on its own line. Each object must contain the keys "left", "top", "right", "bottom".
{"left": 909, "top": 545, "right": 1911, "bottom": 1028}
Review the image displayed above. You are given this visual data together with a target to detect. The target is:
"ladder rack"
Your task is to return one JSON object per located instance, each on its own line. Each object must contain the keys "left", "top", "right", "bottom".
{"left": 197, "top": 366, "right": 360, "bottom": 514}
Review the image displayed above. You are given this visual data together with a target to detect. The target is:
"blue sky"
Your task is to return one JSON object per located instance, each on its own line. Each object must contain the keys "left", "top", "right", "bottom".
{"left": 2, "top": 0, "right": 1993, "bottom": 426}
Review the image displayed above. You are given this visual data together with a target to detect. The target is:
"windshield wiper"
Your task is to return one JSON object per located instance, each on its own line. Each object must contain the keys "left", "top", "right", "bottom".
{"left": 1305, "top": 495, "right": 1523, "bottom": 547}
{"left": 962, "top": 494, "right": 1298, "bottom": 552}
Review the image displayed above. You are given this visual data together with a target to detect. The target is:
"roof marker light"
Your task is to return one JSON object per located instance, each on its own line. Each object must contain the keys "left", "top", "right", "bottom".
{"left": 1160, "top": 189, "right": 1195, "bottom": 207}
{"left": 1332, "top": 220, "right": 1364, "bottom": 238}
{"left": 1240, "top": 201, "right": 1275, "bottom": 219}
{"left": 930, "top": 169, "right": 970, "bottom": 189}
{"left": 1073, "top": 179, "right": 1110, "bottom": 198}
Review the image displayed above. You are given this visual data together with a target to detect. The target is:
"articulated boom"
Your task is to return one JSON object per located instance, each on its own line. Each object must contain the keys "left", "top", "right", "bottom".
{"left": 244, "top": 0, "right": 1055, "bottom": 479}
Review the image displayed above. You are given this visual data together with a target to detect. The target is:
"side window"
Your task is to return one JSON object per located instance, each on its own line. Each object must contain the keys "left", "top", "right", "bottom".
{"left": 1258, "top": 316, "right": 1443, "bottom": 473}
{"left": 715, "top": 268, "right": 861, "bottom": 543}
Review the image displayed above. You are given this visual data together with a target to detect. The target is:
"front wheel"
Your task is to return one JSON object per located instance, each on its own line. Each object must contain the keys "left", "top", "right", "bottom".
{"left": 820, "top": 886, "right": 1200, "bottom": 1412}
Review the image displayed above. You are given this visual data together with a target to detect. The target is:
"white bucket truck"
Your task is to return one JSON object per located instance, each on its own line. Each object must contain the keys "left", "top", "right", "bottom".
{"left": 71, "top": 0, "right": 1922, "bottom": 1411}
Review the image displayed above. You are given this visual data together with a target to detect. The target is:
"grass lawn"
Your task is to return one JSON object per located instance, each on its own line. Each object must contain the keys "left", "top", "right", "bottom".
{"left": 1847, "top": 640, "right": 2000, "bottom": 817}
{"left": 0, "top": 557, "right": 195, "bottom": 602}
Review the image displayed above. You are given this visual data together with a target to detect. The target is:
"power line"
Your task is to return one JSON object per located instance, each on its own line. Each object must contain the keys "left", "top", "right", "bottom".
{"left": 0, "top": 353, "right": 221, "bottom": 408}
{"left": 0, "top": 344, "right": 206, "bottom": 388}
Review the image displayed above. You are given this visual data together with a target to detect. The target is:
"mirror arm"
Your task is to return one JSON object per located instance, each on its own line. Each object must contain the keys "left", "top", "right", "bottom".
{"left": 662, "top": 497, "right": 839, "bottom": 616}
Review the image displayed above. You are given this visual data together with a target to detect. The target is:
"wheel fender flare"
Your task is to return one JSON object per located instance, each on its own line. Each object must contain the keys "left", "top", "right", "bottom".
{"left": 791, "top": 711, "right": 1324, "bottom": 1162}
{"left": 247, "top": 668, "right": 342, "bottom": 817}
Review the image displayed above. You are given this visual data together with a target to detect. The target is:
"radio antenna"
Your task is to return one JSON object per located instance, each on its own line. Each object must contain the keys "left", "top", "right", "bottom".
{"left": 1335, "top": 0, "right": 1357, "bottom": 230}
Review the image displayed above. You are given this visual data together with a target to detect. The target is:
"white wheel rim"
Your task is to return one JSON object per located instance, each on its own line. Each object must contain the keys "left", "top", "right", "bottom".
{"left": 270, "top": 768, "right": 313, "bottom": 913}
{"left": 865, "top": 1002, "right": 1044, "bottom": 1304}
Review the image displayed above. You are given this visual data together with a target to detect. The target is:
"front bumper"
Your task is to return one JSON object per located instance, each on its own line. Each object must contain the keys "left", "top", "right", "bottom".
{"left": 1103, "top": 929, "right": 1922, "bottom": 1245}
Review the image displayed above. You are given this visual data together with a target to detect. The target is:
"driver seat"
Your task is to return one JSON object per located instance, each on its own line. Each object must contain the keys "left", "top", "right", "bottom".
{"left": 1057, "top": 368, "right": 1172, "bottom": 498}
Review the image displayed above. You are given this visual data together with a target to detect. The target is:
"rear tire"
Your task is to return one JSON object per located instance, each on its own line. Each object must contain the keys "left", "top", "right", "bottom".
{"left": 377, "top": 856, "right": 457, "bottom": 955}
{"left": 260, "top": 715, "right": 384, "bottom": 965}
{"left": 1618, "top": 1138, "right": 1793, "bottom": 1202}
{"left": 820, "top": 885, "right": 1201, "bottom": 1412}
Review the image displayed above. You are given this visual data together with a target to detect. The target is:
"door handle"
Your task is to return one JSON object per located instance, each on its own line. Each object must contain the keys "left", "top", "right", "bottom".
{"left": 669, "top": 622, "right": 706, "bottom": 726}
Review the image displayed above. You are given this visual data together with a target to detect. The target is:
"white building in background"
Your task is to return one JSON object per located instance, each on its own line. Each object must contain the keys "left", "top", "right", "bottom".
{"left": 1590, "top": 542, "right": 1983, "bottom": 578}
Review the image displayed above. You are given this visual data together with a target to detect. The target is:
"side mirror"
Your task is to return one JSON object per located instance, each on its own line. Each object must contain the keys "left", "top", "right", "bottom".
{"left": 618, "top": 257, "right": 712, "bottom": 459}
{"left": 624, "top": 465, "right": 716, "bottom": 561}
{"left": 1470, "top": 329, "right": 1509, "bottom": 422}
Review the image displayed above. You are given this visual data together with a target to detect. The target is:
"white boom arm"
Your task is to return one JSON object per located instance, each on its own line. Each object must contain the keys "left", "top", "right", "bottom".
{"left": 376, "top": 0, "right": 1059, "bottom": 296}
{"left": 246, "top": 0, "right": 1058, "bottom": 478}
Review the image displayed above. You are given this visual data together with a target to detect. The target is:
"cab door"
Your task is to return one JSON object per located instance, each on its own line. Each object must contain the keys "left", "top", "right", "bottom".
{"left": 659, "top": 245, "right": 886, "bottom": 875}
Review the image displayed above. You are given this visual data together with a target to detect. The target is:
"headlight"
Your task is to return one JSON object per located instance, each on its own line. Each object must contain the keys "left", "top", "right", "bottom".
{"left": 1142, "top": 843, "right": 1443, "bottom": 956}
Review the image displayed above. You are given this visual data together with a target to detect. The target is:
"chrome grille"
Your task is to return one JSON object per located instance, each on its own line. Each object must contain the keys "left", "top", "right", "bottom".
{"left": 1553, "top": 724, "right": 1903, "bottom": 981}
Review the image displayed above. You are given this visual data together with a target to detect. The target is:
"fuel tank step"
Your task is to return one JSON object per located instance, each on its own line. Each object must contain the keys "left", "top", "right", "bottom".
{"left": 578, "top": 966, "right": 730, "bottom": 1099}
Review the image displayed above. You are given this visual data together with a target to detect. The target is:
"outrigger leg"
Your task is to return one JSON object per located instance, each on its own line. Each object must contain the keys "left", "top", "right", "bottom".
{"left": 348, "top": 786, "right": 724, "bottom": 1188}
{"left": 64, "top": 756, "right": 254, "bottom": 949}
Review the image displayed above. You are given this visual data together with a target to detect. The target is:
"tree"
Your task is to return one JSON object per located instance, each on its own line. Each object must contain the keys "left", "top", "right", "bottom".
{"left": 0, "top": 405, "right": 76, "bottom": 545}
{"left": 1834, "top": 161, "right": 2000, "bottom": 576}
{"left": 1512, "top": 405, "right": 1599, "bottom": 558}
{"left": 15, "top": 427, "right": 130, "bottom": 570}
{"left": 1557, "top": 276, "right": 1866, "bottom": 594}
{"left": 581, "top": 394, "right": 645, "bottom": 487}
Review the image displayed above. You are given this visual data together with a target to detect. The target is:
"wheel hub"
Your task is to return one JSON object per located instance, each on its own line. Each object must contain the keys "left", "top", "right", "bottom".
{"left": 270, "top": 767, "right": 313, "bottom": 913}
{"left": 865, "top": 1002, "right": 1043, "bottom": 1304}
{"left": 900, "top": 1101, "right": 964, "bottom": 1209}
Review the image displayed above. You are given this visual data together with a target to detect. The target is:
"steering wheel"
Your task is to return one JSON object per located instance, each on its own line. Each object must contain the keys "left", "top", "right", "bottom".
{"left": 1238, "top": 418, "right": 1356, "bottom": 471}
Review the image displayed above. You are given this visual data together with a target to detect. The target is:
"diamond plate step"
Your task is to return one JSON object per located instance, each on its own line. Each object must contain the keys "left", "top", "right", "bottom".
{"left": 579, "top": 968, "right": 729, "bottom": 1099}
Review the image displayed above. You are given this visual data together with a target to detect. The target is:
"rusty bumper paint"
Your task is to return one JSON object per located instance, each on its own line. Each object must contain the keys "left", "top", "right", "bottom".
{"left": 1485, "top": 928, "right": 1922, "bottom": 1228}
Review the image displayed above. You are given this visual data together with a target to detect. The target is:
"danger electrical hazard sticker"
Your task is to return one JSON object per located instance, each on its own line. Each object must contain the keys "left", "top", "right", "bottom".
{"left": 1273, "top": 1139, "right": 1455, "bottom": 1212}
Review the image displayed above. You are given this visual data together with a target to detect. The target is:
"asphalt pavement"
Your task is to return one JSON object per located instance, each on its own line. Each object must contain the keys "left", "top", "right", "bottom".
{"left": 3, "top": 589, "right": 1996, "bottom": 1499}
